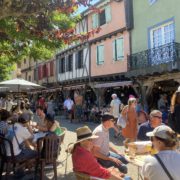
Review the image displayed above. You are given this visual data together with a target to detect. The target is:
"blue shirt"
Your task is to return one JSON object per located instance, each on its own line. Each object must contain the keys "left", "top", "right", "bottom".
{"left": 137, "top": 121, "right": 153, "bottom": 141}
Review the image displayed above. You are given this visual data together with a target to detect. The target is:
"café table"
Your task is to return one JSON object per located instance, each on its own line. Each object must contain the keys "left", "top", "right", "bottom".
{"left": 125, "top": 153, "right": 147, "bottom": 180}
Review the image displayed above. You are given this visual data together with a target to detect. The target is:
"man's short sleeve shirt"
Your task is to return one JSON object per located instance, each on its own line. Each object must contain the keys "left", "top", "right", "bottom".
{"left": 93, "top": 124, "right": 109, "bottom": 156}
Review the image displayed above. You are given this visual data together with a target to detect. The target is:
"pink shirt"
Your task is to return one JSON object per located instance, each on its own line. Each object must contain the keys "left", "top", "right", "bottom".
{"left": 72, "top": 145, "right": 110, "bottom": 179}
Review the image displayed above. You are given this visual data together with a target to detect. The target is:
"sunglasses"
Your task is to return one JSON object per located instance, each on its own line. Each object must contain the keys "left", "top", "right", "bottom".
{"left": 153, "top": 115, "right": 162, "bottom": 119}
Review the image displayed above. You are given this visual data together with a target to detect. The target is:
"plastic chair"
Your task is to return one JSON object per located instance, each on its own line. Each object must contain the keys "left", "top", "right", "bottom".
{"left": 0, "top": 135, "right": 36, "bottom": 179}
{"left": 34, "top": 134, "right": 61, "bottom": 180}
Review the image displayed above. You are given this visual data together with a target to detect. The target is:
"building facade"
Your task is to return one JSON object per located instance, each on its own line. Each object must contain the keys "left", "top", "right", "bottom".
{"left": 87, "top": 0, "right": 134, "bottom": 105}
{"left": 129, "top": 0, "right": 180, "bottom": 109}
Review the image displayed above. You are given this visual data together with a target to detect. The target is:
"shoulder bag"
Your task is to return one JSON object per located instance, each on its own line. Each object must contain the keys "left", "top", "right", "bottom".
{"left": 13, "top": 124, "right": 26, "bottom": 150}
{"left": 117, "top": 111, "right": 128, "bottom": 128}
{"left": 154, "top": 154, "right": 174, "bottom": 180}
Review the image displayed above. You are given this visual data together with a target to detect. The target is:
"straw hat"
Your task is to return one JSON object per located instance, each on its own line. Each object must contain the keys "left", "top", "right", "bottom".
{"left": 75, "top": 126, "right": 98, "bottom": 143}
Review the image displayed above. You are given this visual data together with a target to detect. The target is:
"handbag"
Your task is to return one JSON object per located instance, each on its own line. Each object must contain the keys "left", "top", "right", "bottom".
{"left": 154, "top": 154, "right": 174, "bottom": 180}
{"left": 117, "top": 114, "right": 127, "bottom": 128}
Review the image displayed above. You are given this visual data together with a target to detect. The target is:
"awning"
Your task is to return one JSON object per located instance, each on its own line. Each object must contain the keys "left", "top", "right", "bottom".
{"left": 63, "top": 84, "right": 85, "bottom": 90}
{"left": 94, "top": 81, "right": 132, "bottom": 88}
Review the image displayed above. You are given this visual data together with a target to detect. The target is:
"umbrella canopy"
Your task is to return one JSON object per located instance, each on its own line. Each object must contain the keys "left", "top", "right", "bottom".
{"left": 0, "top": 78, "right": 44, "bottom": 92}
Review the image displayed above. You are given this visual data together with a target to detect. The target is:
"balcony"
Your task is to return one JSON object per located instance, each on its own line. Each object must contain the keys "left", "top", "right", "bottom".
{"left": 129, "top": 42, "right": 180, "bottom": 72}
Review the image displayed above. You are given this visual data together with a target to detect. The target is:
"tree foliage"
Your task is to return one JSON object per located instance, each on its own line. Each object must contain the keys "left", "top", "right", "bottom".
{"left": 0, "top": 0, "right": 96, "bottom": 80}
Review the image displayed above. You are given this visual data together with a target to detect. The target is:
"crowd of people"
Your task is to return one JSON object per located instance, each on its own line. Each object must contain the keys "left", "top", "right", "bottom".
{"left": 0, "top": 96, "right": 64, "bottom": 177}
{"left": 0, "top": 86, "right": 180, "bottom": 179}
{"left": 70, "top": 86, "right": 180, "bottom": 180}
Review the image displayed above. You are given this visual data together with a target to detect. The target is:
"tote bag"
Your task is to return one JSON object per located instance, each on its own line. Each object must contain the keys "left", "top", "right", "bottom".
{"left": 117, "top": 114, "right": 127, "bottom": 128}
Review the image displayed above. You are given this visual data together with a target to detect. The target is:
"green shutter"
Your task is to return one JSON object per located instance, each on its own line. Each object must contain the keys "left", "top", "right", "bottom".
{"left": 117, "top": 38, "right": 124, "bottom": 60}
{"left": 105, "top": 5, "right": 111, "bottom": 23}
{"left": 99, "top": 45, "right": 104, "bottom": 64}
{"left": 92, "top": 13, "right": 98, "bottom": 28}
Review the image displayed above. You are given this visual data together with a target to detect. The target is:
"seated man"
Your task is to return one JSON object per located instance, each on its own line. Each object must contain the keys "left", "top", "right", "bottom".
{"left": 137, "top": 110, "right": 162, "bottom": 141}
{"left": 72, "top": 126, "right": 126, "bottom": 180}
{"left": 92, "top": 114, "right": 128, "bottom": 174}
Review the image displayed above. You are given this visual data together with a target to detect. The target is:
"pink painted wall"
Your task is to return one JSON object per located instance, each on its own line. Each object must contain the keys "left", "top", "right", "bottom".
{"left": 88, "top": 1, "right": 126, "bottom": 40}
{"left": 88, "top": 0, "right": 130, "bottom": 77}
{"left": 91, "top": 32, "right": 129, "bottom": 77}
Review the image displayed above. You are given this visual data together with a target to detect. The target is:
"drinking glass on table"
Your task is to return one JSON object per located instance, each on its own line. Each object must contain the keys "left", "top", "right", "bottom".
{"left": 30, "top": 121, "right": 38, "bottom": 132}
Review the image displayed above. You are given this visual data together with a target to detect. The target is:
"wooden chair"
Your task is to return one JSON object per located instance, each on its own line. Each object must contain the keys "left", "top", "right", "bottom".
{"left": 34, "top": 134, "right": 61, "bottom": 180}
{"left": 0, "top": 135, "right": 36, "bottom": 179}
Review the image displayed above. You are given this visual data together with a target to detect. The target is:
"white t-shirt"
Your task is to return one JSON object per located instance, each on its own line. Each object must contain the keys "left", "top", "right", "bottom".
{"left": 6, "top": 123, "right": 32, "bottom": 156}
{"left": 142, "top": 150, "right": 180, "bottom": 180}
{"left": 64, "top": 99, "right": 74, "bottom": 110}
{"left": 110, "top": 98, "right": 121, "bottom": 118}
{"left": 93, "top": 124, "right": 109, "bottom": 156}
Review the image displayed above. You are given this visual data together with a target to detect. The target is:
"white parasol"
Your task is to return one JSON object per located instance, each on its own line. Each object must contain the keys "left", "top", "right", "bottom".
{"left": 0, "top": 78, "right": 44, "bottom": 92}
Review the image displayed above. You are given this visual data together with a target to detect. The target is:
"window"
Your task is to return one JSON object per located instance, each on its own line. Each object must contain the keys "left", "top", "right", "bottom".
{"left": 34, "top": 69, "right": 37, "bottom": 81}
{"left": 149, "top": 21, "right": 175, "bottom": 65}
{"left": 24, "top": 59, "right": 26, "bottom": 64}
{"left": 113, "top": 37, "right": 124, "bottom": 61}
{"left": 99, "top": 9, "right": 106, "bottom": 26}
{"left": 28, "top": 75, "right": 31, "bottom": 81}
{"left": 42, "top": 64, "right": 48, "bottom": 78}
{"left": 59, "top": 57, "right": 65, "bottom": 73}
{"left": 96, "top": 45, "right": 104, "bottom": 65}
{"left": 148, "top": 0, "right": 157, "bottom": 5}
{"left": 150, "top": 22, "right": 174, "bottom": 48}
{"left": 92, "top": 5, "right": 111, "bottom": 28}
{"left": 50, "top": 61, "right": 54, "bottom": 76}
{"left": 38, "top": 65, "right": 42, "bottom": 80}
{"left": 67, "top": 54, "right": 73, "bottom": 71}
{"left": 76, "top": 50, "right": 83, "bottom": 69}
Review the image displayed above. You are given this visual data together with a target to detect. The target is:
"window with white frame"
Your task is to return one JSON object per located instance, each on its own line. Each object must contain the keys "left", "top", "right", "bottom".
{"left": 92, "top": 5, "right": 111, "bottom": 28}
{"left": 113, "top": 37, "right": 124, "bottom": 61}
{"left": 96, "top": 45, "right": 104, "bottom": 65}
{"left": 148, "top": 0, "right": 157, "bottom": 5}
{"left": 150, "top": 21, "right": 175, "bottom": 48}
{"left": 149, "top": 21, "right": 175, "bottom": 65}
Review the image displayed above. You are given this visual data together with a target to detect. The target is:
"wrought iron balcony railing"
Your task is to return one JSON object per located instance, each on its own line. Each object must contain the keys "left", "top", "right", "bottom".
{"left": 129, "top": 42, "right": 180, "bottom": 70}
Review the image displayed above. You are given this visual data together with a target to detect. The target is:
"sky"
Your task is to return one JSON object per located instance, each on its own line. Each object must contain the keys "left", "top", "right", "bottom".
{"left": 78, "top": 0, "right": 100, "bottom": 13}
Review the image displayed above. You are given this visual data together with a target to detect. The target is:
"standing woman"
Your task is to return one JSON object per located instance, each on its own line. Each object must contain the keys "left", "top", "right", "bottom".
{"left": 169, "top": 86, "right": 180, "bottom": 133}
{"left": 121, "top": 97, "right": 138, "bottom": 147}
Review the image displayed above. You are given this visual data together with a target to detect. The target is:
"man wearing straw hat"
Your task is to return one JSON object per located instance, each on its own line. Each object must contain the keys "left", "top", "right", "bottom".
{"left": 72, "top": 126, "right": 126, "bottom": 179}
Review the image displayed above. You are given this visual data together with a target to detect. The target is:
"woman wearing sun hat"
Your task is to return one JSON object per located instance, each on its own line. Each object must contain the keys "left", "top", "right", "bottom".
{"left": 142, "top": 125, "right": 180, "bottom": 180}
{"left": 72, "top": 126, "right": 127, "bottom": 180}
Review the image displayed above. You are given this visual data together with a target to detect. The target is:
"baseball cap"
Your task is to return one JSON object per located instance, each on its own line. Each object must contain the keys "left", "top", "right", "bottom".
{"left": 146, "top": 125, "right": 174, "bottom": 140}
